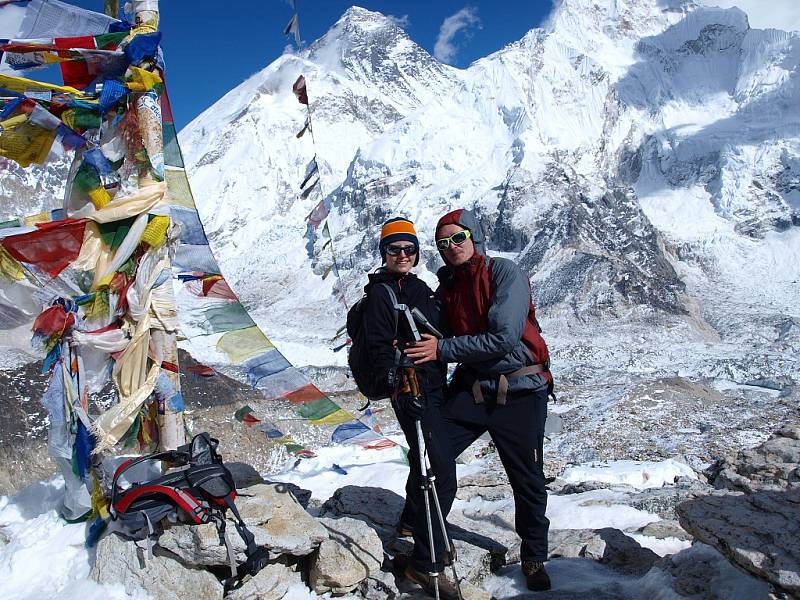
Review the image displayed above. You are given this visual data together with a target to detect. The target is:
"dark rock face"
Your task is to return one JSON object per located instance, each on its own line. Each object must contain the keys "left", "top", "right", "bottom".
{"left": 517, "top": 182, "right": 686, "bottom": 317}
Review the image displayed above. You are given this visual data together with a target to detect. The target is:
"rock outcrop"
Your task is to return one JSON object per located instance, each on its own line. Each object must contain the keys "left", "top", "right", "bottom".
{"left": 676, "top": 425, "right": 800, "bottom": 597}
{"left": 708, "top": 425, "right": 800, "bottom": 493}
{"left": 309, "top": 517, "right": 383, "bottom": 594}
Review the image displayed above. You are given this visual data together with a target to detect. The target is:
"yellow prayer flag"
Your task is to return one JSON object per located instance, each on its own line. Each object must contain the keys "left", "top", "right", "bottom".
{"left": 216, "top": 326, "right": 274, "bottom": 364}
{"left": 126, "top": 66, "right": 162, "bottom": 92}
{"left": 0, "top": 247, "right": 23, "bottom": 280}
{"left": 22, "top": 210, "right": 50, "bottom": 226}
{"left": 310, "top": 409, "right": 355, "bottom": 427}
{"left": 88, "top": 187, "right": 112, "bottom": 209}
{"left": 0, "top": 74, "right": 90, "bottom": 98}
{"left": 140, "top": 215, "right": 170, "bottom": 247}
{"left": 0, "top": 117, "right": 57, "bottom": 167}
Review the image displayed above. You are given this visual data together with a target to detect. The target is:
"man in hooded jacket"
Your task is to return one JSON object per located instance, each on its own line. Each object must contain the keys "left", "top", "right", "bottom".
{"left": 405, "top": 208, "right": 553, "bottom": 592}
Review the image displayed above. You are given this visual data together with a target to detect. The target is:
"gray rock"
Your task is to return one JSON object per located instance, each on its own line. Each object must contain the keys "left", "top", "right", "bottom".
{"left": 157, "top": 484, "right": 322, "bottom": 566}
{"left": 456, "top": 470, "right": 512, "bottom": 502}
{"left": 158, "top": 523, "right": 231, "bottom": 567}
{"left": 638, "top": 520, "right": 692, "bottom": 541}
{"left": 547, "top": 528, "right": 660, "bottom": 575}
{"left": 451, "top": 538, "right": 498, "bottom": 586}
{"left": 91, "top": 532, "right": 223, "bottom": 600}
{"left": 448, "top": 501, "right": 519, "bottom": 564}
{"left": 244, "top": 483, "right": 329, "bottom": 556}
{"left": 676, "top": 487, "right": 800, "bottom": 595}
{"left": 357, "top": 569, "right": 399, "bottom": 600}
{"left": 548, "top": 479, "right": 636, "bottom": 495}
{"left": 319, "top": 484, "right": 508, "bottom": 581}
{"left": 709, "top": 425, "right": 800, "bottom": 493}
{"left": 226, "top": 562, "right": 301, "bottom": 600}
{"left": 644, "top": 542, "right": 770, "bottom": 598}
{"left": 625, "top": 476, "right": 712, "bottom": 520}
{"left": 309, "top": 516, "right": 384, "bottom": 595}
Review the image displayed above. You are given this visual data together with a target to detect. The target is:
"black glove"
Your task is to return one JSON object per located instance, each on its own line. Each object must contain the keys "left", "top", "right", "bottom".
{"left": 396, "top": 393, "right": 427, "bottom": 420}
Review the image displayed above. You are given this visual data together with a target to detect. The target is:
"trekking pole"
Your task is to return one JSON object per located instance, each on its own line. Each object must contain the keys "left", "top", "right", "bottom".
{"left": 403, "top": 368, "right": 464, "bottom": 600}
{"left": 403, "top": 366, "right": 440, "bottom": 600}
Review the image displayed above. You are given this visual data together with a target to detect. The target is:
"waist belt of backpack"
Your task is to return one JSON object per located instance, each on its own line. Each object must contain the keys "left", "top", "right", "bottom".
{"left": 471, "top": 364, "right": 546, "bottom": 406}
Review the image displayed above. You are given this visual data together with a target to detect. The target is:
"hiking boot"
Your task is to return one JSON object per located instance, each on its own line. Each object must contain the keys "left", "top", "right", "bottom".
{"left": 522, "top": 561, "right": 551, "bottom": 591}
{"left": 404, "top": 563, "right": 461, "bottom": 600}
{"left": 392, "top": 552, "right": 410, "bottom": 573}
{"left": 395, "top": 521, "right": 414, "bottom": 538}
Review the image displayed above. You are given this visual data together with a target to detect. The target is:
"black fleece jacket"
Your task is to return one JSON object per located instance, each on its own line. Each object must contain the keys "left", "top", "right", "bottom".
{"left": 363, "top": 269, "right": 446, "bottom": 396}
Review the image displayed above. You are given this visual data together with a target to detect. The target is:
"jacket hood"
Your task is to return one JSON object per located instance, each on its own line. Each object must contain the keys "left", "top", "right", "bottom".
{"left": 435, "top": 208, "right": 486, "bottom": 257}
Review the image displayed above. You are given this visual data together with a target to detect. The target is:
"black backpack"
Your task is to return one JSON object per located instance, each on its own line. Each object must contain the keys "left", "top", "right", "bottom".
{"left": 107, "top": 433, "right": 268, "bottom": 594}
{"left": 346, "top": 283, "right": 400, "bottom": 401}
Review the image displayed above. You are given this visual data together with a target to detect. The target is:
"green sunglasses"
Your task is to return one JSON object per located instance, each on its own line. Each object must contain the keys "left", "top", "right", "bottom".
{"left": 436, "top": 229, "right": 471, "bottom": 250}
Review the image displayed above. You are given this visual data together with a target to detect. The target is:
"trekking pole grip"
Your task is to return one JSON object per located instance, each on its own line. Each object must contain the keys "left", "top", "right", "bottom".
{"left": 403, "top": 367, "right": 421, "bottom": 398}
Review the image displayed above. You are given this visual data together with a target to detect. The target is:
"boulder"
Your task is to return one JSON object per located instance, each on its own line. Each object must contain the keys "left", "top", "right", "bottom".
{"left": 319, "top": 484, "right": 507, "bottom": 583}
{"left": 547, "top": 528, "right": 660, "bottom": 575}
{"left": 158, "top": 483, "right": 324, "bottom": 564}
{"left": 638, "top": 519, "right": 692, "bottom": 541}
{"left": 642, "top": 542, "right": 770, "bottom": 598}
{"left": 243, "top": 483, "right": 328, "bottom": 555}
{"left": 709, "top": 425, "right": 800, "bottom": 493}
{"left": 226, "top": 562, "right": 301, "bottom": 600}
{"left": 456, "top": 470, "right": 512, "bottom": 502}
{"left": 265, "top": 480, "right": 312, "bottom": 508}
{"left": 357, "top": 569, "right": 400, "bottom": 600}
{"left": 158, "top": 523, "right": 232, "bottom": 567}
{"left": 91, "top": 532, "right": 223, "bottom": 600}
{"left": 676, "top": 487, "right": 800, "bottom": 595}
{"left": 309, "top": 516, "right": 384, "bottom": 594}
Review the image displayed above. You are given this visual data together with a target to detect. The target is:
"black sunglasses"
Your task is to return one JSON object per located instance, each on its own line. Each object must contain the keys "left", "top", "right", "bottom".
{"left": 385, "top": 244, "right": 418, "bottom": 256}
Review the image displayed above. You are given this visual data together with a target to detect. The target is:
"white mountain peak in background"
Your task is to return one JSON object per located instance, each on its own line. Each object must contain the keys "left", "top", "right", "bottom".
{"left": 179, "top": 0, "right": 799, "bottom": 397}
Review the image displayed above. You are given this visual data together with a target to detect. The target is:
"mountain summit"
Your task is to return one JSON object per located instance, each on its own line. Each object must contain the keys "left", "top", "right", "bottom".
{"left": 180, "top": 0, "right": 798, "bottom": 392}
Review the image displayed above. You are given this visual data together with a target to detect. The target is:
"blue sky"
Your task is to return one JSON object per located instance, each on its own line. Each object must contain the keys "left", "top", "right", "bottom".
{"left": 67, "top": 1, "right": 556, "bottom": 130}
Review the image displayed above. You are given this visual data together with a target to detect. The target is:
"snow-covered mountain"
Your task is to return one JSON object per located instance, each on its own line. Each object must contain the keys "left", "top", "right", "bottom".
{"left": 180, "top": 0, "right": 799, "bottom": 392}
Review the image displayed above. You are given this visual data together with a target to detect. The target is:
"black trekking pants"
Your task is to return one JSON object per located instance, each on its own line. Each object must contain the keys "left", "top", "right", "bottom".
{"left": 392, "top": 386, "right": 457, "bottom": 572}
{"left": 441, "top": 385, "right": 550, "bottom": 562}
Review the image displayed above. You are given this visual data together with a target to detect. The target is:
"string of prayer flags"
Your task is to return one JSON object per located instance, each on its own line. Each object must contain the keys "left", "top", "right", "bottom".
{"left": 235, "top": 405, "right": 314, "bottom": 458}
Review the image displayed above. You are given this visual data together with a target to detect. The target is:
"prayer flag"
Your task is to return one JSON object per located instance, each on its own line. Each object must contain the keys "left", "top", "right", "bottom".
{"left": 300, "top": 156, "right": 318, "bottom": 189}
{"left": 1, "top": 219, "right": 87, "bottom": 278}
{"left": 292, "top": 74, "right": 308, "bottom": 105}
{"left": 283, "top": 13, "right": 301, "bottom": 47}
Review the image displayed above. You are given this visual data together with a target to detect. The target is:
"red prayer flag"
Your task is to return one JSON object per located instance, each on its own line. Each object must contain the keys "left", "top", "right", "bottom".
{"left": 54, "top": 36, "right": 96, "bottom": 89}
{"left": 292, "top": 75, "right": 309, "bottom": 105}
{"left": 33, "top": 305, "right": 75, "bottom": 338}
{"left": 187, "top": 364, "right": 215, "bottom": 377}
{"left": 1, "top": 219, "right": 87, "bottom": 278}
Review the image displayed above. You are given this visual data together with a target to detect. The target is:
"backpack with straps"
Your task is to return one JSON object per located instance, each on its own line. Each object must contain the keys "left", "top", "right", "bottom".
{"left": 108, "top": 432, "right": 268, "bottom": 594}
{"left": 346, "top": 282, "right": 400, "bottom": 401}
